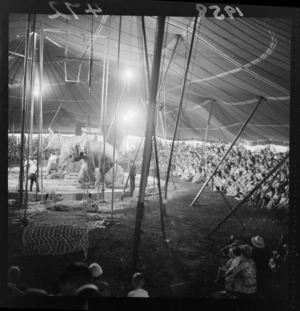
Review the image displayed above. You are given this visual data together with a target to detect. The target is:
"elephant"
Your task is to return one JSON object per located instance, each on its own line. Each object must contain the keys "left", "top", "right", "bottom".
{"left": 104, "top": 164, "right": 125, "bottom": 188}
{"left": 43, "top": 132, "right": 84, "bottom": 179}
{"left": 70, "top": 136, "right": 124, "bottom": 187}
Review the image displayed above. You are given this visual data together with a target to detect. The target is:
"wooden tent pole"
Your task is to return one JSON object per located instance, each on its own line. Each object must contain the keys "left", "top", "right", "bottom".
{"left": 205, "top": 153, "right": 289, "bottom": 240}
{"left": 39, "top": 18, "right": 44, "bottom": 202}
{"left": 18, "top": 13, "right": 31, "bottom": 209}
{"left": 29, "top": 27, "right": 37, "bottom": 159}
{"left": 190, "top": 96, "right": 265, "bottom": 207}
{"left": 24, "top": 14, "right": 36, "bottom": 223}
{"left": 111, "top": 16, "right": 122, "bottom": 221}
{"left": 141, "top": 16, "right": 151, "bottom": 91}
{"left": 157, "top": 34, "right": 181, "bottom": 97}
{"left": 97, "top": 38, "right": 106, "bottom": 203}
{"left": 152, "top": 128, "right": 167, "bottom": 238}
{"left": 200, "top": 99, "right": 214, "bottom": 167}
{"left": 141, "top": 15, "right": 165, "bottom": 220}
{"left": 120, "top": 136, "right": 144, "bottom": 200}
{"left": 132, "top": 16, "right": 166, "bottom": 272}
{"left": 163, "top": 16, "right": 198, "bottom": 213}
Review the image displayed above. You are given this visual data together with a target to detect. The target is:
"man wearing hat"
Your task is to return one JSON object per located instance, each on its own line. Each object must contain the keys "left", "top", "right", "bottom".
{"left": 250, "top": 235, "right": 272, "bottom": 295}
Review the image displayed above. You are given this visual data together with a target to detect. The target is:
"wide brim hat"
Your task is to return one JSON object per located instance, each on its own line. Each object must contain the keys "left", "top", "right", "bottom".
{"left": 251, "top": 235, "right": 265, "bottom": 248}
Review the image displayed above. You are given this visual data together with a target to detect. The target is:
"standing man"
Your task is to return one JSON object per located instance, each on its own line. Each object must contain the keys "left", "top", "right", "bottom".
{"left": 29, "top": 159, "right": 38, "bottom": 192}
{"left": 129, "top": 160, "right": 136, "bottom": 194}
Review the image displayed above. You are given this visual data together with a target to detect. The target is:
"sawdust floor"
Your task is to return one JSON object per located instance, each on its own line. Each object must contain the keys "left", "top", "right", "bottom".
{"left": 8, "top": 177, "right": 288, "bottom": 299}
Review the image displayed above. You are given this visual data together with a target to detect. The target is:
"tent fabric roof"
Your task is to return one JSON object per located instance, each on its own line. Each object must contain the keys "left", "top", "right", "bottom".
{"left": 8, "top": 14, "right": 290, "bottom": 145}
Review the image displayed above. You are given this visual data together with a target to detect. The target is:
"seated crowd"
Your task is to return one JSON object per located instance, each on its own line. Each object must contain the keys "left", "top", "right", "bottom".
{"left": 120, "top": 140, "right": 289, "bottom": 218}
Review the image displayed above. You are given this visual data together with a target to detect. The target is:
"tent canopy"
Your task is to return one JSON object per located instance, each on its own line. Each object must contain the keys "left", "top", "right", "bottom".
{"left": 8, "top": 14, "right": 290, "bottom": 146}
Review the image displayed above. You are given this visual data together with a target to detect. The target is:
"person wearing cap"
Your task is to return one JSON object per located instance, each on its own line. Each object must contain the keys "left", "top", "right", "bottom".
{"left": 88, "top": 263, "right": 110, "bottom": 297}
{"left": 28, "top": 159, "right": 38, "bottom": 192}
{"left": 250, "top": 235, "right": 272, "bottom": 295}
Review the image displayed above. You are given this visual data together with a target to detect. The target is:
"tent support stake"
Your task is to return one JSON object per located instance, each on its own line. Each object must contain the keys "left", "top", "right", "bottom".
{"left": 190, "top": 96, "right": 265, "bottom": 208}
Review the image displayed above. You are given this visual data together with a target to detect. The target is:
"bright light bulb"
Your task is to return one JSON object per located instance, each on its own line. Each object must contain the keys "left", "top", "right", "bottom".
{"left": 123, "top": 115, "right": 129, "bottom": 122}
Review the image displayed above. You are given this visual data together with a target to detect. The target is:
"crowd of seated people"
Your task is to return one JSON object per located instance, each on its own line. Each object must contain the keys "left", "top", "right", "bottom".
{"left": 119, "top": 140, "right": 289, "bottom": 217}
{"left": 7, "top": 262, "right": 150, "bottom": 309}
{"left": 212, "top": 234, "right": 288, "bottom": 299}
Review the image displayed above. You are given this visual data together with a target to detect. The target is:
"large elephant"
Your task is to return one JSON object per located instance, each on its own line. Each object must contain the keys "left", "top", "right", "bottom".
{"left": 43, "top": 132, "right": 84, "bottom": 178}
{"left": 70, "top": 137, "right": 124, "bottom": 187}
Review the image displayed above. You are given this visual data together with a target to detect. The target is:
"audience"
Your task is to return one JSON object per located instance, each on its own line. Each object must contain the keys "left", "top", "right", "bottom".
{"left": 120, "top": 141, "right": 289, "bottom": 220}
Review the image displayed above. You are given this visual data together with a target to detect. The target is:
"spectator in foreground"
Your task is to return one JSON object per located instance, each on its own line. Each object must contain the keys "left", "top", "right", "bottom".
{"left": 7, "top": 266, "right": 24, "bottom": 297}
{"left": 250, "top": 235, "right": 272, "bottom": 294}
{"left": 128, "top": 273, "right": 149, "bottom": 298}
{"left": 212, "top": 244, "right": 257, "bottom": 299}
{"left": 88, "top": 262, "right": 111, "bottom": 297}
{"left": 214, "top": 246, "right": 242, "bottom": 284}
{"left": 57, "top": 262, "right": 94, "bottom": 296}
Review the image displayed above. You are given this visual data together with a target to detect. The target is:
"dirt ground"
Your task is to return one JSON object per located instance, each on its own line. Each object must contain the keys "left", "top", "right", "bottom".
{"left": 7, "top": 171, "right": 288, "bottom": 300}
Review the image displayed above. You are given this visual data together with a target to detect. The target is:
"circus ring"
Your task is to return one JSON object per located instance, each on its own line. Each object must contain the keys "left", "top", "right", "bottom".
{"left": 8, "top": 164, "right": 288, "bottom": 300}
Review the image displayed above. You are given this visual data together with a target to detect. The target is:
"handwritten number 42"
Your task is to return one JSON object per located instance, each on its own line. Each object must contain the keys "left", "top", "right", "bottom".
{"left": 48, "top": 1, "right": 102, "bottom": 20}
{"left": 196, "top": 4, "right": 243, "bottom": 20}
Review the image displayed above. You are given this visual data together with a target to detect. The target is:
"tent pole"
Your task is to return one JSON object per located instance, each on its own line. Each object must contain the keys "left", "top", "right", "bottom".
{"left": 141, "top": 16, "right": 151, "bottom": 91}
{"left": 18, "top": 13, "right": 31, "bottom": 210}
{"left": 19, "top": 13, "right": 30, "bottom": 210}
{"left": 205, "top": 153, "right": 289, "bottom": 240}
{"left": 120, "top": 137, "right": 144, "bottom": 200}
{"left": 163, "top": 16, "right": 198, "bottom": 213}
{"left": 29, "top": 26, "right": 37, "bottom": 159}
{"left": 102, "top": 59, "right": 109, "bottom": 202}
{"left": 255, "top": 156, "right": 289, "bottom": 212}
{"left": 132, "top": 16, "right": 166, "bottom": 272}
{"left": 201, "top": 99, "right": 214, "bottom": 167}
{"left": 98, "top": 38, "right": 106, "bottom": 203}
{"left": 157, "top": 34, "right": 181, "bottom": 97}
{"left": 153, "top": 129, "right": 167, "bottom": 238}
{"left": 24, "top": 14, "right": 36, "bottom": 224}
{"left": 39, "top": 18, "right": 44, "bottom": 202}
{"left": 190, "top": 96, "right": 265, "bottom": 207}
{"left": 111, "top": 16, "right": 122, "bottom": 221}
